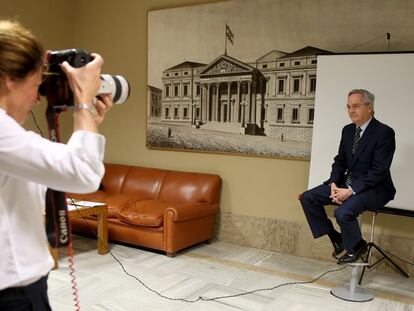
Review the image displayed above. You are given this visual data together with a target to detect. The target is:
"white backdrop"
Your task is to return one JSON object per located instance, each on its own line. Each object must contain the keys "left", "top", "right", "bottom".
{"left": 309, "top": 53, "right": 414, "bottom": 211}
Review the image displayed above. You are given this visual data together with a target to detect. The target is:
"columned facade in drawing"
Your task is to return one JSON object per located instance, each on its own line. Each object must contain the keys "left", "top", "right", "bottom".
{"left": 196, "top": 55, "right": 267, "bottom": 134}
{"left": 159, "top": 46, "right": 333, "bottom": 141}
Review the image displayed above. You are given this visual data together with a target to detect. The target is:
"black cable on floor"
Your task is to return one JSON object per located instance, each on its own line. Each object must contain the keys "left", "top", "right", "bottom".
{"left": 66, "top": 198, "right": 350, "bottom": 303}
{"left": 33, "top": 102, "right": 411, "bottom": 302}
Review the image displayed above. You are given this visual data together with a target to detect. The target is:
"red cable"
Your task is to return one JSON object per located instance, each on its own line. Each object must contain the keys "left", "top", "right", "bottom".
{"left": 67, "top": 219, "right": 81, "bottom": 311}
{"left": 45, "top": 102, "right": 80, "bottom": 310}
{"left": 46, "top": 107, "right": 80, "bottom": 310}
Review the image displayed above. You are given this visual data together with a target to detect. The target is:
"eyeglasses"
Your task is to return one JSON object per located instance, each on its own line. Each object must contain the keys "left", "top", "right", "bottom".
{"left": 346, "top": 103, "right": 369, "bottom": 110}
{"left": 347, "top": 104, "right": 361, "bottom": 110}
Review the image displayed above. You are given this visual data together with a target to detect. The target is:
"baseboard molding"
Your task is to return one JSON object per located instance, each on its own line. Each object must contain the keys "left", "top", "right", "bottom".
{"left": 214, "top": 211, "right": 414, "bottom": 276}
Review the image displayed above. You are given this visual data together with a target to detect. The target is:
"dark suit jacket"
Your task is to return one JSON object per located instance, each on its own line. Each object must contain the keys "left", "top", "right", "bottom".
{"left": 325, "top": 117, "right": 396, "bottom": 204}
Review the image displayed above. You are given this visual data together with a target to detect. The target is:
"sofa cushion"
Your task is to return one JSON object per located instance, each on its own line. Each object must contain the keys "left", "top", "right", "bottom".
{"left": 116, "top": 199, "right": 171, "bottom": 227}
{"left": 159, "top": 171, "right": 222, "bottom": 204}
{"left": 70, "top": 193, "right": 150, "bottom": 219}
{"left": 121, "top": 167, "right": 169, "bottom": 199}
{"left": 102, "top": 164, "right": 132, "bottom": 194}
{"left": 102, "top": 194, "right": 137, "bottom": 218}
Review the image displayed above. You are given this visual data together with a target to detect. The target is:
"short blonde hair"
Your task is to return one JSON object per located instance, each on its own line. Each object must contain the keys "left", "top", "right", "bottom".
{"left": 0, "top": 20, "right": 44, "bottom": 81}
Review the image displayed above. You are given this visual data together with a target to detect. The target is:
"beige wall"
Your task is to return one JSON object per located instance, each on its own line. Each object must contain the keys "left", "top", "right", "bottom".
{"left": 2, "top": 0, "right": 413, "bottom": 244}
{"left": 70, "top": 0, "right": 310, "bottom": 222}
{"left": 1, "top": 0, "right": 74, "bottom": 135}
{"left": 68, "top": 0, "right": 414, "bottom": 239}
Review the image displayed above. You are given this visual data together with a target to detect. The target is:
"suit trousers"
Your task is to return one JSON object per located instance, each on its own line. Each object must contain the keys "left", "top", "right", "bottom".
{"left": 300, "top": 183, "right": 376, "bottom": 251}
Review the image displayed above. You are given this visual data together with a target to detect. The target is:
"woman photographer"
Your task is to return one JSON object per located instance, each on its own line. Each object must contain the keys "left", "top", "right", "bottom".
{"left": 0, "top": 20, "right": 112, "bottom": 310}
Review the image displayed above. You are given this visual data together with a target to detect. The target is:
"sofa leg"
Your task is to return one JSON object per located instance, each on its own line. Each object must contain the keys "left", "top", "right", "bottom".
{"left": 166, "top": 252, "right": 176, "bottom": 258}
{"left": 205, "top": 239, "right": 212, "bottom": 244}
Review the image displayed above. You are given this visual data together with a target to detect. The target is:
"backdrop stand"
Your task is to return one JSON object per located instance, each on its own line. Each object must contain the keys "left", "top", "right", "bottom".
{"left": 359, "top": 209, "right": 410, "bottom": 284}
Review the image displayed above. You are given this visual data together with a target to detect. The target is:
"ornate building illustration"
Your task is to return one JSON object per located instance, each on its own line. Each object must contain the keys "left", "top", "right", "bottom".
{"left": 159, "top": 46, "right": 333, "bottom": 142}
{"left": 161, "top": 61, "right": 206, "bottom": 124}
{"left": 147, "top": 85, "right": 162, "bottom": 117}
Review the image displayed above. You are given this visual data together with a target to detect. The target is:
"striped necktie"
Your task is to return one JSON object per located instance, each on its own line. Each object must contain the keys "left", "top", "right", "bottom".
{"left": 345, "top": 126, "right": 362, "bottom": 186}
{"left": 352, "top": 126, "right": 362, "bottom": 154}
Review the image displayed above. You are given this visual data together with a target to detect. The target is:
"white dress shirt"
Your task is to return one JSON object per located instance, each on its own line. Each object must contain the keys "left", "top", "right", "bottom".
{"left": 0, "top": 108, "right": 105, "bottom": 290}
{"left": 359, "top": 117, "right": 372, "bottom": 137}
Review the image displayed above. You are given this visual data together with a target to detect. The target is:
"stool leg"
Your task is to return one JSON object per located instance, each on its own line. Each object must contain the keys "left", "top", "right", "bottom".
{"left": 358, "top": 243, "right": 373, "bottom": 284}
{"left": 349, "top": 266, "right": 358, "bottom": 295}
{"left": 359, "top": 212, "right": 376, "bottom": 285}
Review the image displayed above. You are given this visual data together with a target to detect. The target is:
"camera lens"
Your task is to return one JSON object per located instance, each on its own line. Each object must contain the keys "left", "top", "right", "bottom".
{"left": 99, "top": 74, "right": 130, "bottom": 104}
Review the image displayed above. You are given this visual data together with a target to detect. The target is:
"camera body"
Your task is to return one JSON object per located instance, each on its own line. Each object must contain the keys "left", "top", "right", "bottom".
{"left": 48, "top": 48, "right": 92, "bottom": 70}
{"left": 40, "top": 49, "right": 130, "bottom": 109}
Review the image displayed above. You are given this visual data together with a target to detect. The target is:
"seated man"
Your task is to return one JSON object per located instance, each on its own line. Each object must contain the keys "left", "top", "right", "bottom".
{"left": 300, "top": 89, "right": 396, "bottom": 264}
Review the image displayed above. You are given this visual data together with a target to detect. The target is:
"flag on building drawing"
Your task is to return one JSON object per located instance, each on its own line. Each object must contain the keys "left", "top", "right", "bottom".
{"left": 226, "top": 24, "right": 234, "bottom": 45}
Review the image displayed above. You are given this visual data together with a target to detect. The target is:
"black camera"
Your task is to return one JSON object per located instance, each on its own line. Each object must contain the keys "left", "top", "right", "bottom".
{"left": 40, "top": 49, "right": 130, "bottom": 109}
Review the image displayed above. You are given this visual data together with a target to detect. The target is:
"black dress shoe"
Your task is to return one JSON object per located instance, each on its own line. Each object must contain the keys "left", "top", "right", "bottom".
{"left": 332, "top": 241, "right": 344, "bottom": 259}
{"left": 337, "top": 240, "right": 368, "bottom": 265}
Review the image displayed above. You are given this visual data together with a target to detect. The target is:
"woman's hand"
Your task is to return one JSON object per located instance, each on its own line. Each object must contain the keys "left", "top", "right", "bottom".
{"left": 60, "top": 52, "right": 113, "bottom": 131}
{"left": 60, "top": 53, "right": 103, "bottom": 105}
{"left": 94, "top": 94, "right": 113, "bottom": 125}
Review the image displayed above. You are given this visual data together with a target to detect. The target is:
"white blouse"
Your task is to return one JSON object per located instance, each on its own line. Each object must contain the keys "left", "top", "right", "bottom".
{"left": 0, "top": 108, "right": 105, "bottom": 290}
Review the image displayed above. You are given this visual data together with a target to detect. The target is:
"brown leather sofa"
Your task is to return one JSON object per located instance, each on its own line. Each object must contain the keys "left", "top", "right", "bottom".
{"left": 69, "top": 163, "right": 222, "bottom": 257}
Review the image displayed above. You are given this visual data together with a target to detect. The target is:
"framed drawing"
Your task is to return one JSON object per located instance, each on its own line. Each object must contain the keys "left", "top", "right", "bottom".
{"left": 147, "top": 0, "right": 413, "bottom": 159}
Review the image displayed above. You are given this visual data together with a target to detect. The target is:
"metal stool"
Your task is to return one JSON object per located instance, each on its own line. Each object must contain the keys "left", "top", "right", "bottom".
{"left": 331, "top": 262, "right": 373, "bottom": 302}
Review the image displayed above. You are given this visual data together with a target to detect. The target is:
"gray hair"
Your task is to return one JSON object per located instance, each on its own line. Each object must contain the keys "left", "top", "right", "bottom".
{"left": 348, "top": 89, "right": 375, "bottom": 113}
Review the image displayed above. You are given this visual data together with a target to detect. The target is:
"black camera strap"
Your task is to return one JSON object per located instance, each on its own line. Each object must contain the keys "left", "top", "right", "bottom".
{"left": 45, "top": 189, "right": 69, "bottom": 247}
{"left": 44, "top": 104, "right": 69, "bottom": 248}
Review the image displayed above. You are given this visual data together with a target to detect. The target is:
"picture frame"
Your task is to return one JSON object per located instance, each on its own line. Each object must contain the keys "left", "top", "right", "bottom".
{"left": 147, "top": 0, "right": 412, "bottom": 160}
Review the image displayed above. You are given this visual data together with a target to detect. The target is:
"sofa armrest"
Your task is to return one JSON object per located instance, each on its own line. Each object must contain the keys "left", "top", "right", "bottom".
{"left": 165, "top": 202, "right": 219, "bottom": 222}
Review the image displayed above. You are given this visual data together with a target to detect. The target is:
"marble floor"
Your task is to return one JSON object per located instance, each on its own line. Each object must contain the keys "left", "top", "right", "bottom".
{"left": 48, "top": 235, "right": 414, "bottom": 311}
